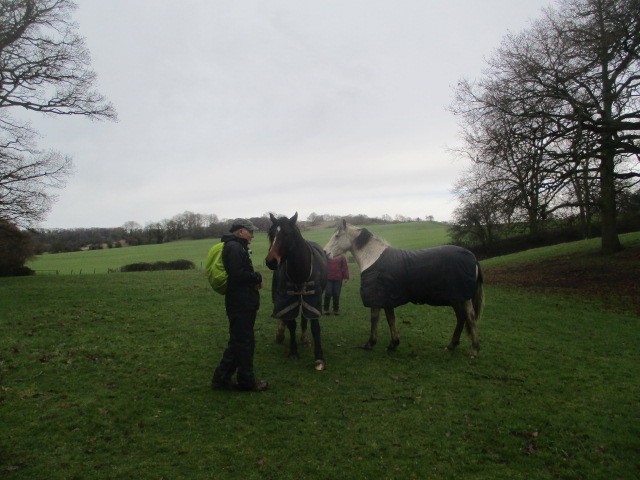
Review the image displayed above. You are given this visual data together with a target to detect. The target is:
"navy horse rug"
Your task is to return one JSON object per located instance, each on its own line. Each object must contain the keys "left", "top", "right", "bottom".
{"left": 272, "top": 241, "right": 327, "bottom": 320}
{"left": 360, "top": 245, "right": 481, "bottom": 308}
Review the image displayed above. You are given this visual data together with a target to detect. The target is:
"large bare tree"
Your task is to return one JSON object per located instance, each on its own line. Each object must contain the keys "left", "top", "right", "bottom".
{"left": 0, "top": 0, "right": 116, "bottom": 227}
{"left": 452, "top": 0, "right": 640, "bottom": 253}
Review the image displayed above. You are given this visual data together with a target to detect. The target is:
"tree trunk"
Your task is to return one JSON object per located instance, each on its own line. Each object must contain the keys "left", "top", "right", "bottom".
{"left": 599, "top": 151, "right": 622, "bottom": 254}
{"left": 598, "top": 36, "right": 622, "bottom": 255}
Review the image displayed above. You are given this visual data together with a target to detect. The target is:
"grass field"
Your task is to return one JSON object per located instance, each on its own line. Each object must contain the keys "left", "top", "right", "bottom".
{"left": 27, "top": 221, "right": 450, "bottom": 275}
{"left": 3, "top": 224, "right": 639, "bottom": 479}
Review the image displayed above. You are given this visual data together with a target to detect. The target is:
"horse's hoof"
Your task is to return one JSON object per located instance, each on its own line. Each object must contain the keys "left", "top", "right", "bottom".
{"left": 275, "top": 333, "right": 285, "bottom": 344}
{"left": 446, "top": 341, "right": 460, "bottom": 351}
{"left": 469, "top": 351, "right": 478, "bottom": 359}
{"left": 315, "top": 360, "right": 326, "bottom": 371}
{"left": 289, "top": 354, "right": 300, "bottom": 361}
{"left": 386, "top": 341, "right": 399, "bottom": 351}
{"left": 363, "top": 343, "right": 374, "bottom": 350}
{"left": 301, "top": 339, "right": 311, "bottom": 347}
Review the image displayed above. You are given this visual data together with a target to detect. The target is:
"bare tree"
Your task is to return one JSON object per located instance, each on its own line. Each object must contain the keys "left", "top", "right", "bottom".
{"left": 450, "top": 163, "right": 516, "bottom": 250}
{"left": 451, "top": 0, "right": 640, "bottom": 253}
{"left": 122, "top": 221, "right": 142, "bottom": 234}
{"left": 451, "top": 90, "right": 570, "bottom": 236}
{"left": 0, "top": 118, "right": 72, "bottom": 225}
{"left": 0, "top": 0, "right": 116, "bottom": 227}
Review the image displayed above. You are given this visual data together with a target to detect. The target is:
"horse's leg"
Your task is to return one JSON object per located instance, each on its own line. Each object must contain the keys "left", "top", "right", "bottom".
{"left": 364, "top": 307, "right": 381, "bottom": 350}
{"left": 384, "top": 307, "right": 400, "bottom": 351}
{"left": 447, "top": 303, "right": 465, "bottom": 352}
{"left": 275, "top": 319, "right": 286, "bottom": 344}
{"left": 464, "top": 299, "right": 480, "bottom": 358}
{"left": 300, "top": 316, "right": 311, "bottom": 347}
{"left": 287, "top": 320, "right": 299, "bottom": 360}
{"left": 309, "top": 317, "right": 325, "bottom": 371}
{"left": 449, "top": 300, "right": 479, "bottom": 358}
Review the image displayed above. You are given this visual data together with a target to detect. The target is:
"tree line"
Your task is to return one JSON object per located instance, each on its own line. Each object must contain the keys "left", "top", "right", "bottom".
{"left": 27, "top": 211, "right": 423, "bottom": 254}
{"left": 449, "top": 0, "right": 639, "bottom": 255}
{"left": 1, "top": 209, "right": 425, "bottom": 275}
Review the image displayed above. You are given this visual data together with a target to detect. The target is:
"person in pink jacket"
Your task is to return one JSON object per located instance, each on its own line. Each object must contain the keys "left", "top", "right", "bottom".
{"left": 323, "top": 255, "right": 349, "bottom": 315}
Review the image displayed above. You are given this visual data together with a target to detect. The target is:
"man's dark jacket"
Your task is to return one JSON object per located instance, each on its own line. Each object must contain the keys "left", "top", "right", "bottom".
{"left": 221, "top": 234, "right": 262, "bottom": 313}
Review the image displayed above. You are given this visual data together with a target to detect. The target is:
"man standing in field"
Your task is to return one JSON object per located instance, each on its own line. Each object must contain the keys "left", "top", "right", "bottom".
{"left": 212, "top": 219, "right": 268, "bottom": 392}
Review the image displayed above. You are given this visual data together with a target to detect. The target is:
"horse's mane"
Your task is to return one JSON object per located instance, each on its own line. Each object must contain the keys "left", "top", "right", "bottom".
{"left": 354, "top": 228, "right": 389, "bottom": 251}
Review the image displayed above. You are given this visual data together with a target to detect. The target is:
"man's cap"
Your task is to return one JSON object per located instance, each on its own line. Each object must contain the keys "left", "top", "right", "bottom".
{"left": 230, "top": 218, "right": 258, "bottom": 232}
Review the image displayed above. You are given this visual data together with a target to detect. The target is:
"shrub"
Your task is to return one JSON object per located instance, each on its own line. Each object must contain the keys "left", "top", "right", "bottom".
{"left": 166, "top": 259, "right": 195, "bottom": 270}
{"left": 0, "top": 220, "right": 36, "bottom": 276}
{"left": 0, "top": 265, "right": 35, "bottom": 277}
{"left": 153, "top": 261, "right": 169, "bottom": 270}
{"left": 120, "top": 259, "right": 195, "bottom": 273}
{"left": 121, "top": 262, "right": 154, "bottom": 272}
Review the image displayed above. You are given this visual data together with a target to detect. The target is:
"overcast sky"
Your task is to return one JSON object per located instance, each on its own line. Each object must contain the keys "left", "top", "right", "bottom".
{"left": 31, "top": 0, "right": 552, "bottom": 229}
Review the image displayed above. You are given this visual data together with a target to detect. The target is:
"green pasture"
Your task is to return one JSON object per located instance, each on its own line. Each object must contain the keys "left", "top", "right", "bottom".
{"left": 27, "top": 238, "right": 218, "bottom": 275}
{"left": 3, "top": 225, "right": 638, "bottom": 479}
{"left": 27, "top": 222, "right": 450, "bottom": 275}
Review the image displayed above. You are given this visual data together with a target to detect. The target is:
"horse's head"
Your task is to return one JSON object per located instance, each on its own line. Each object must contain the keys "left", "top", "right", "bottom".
{"left": 265, "top": 212, "right": 299, "bottom": 270}
{"left": 324, "top": 219, "right": 355, "bottom": 259}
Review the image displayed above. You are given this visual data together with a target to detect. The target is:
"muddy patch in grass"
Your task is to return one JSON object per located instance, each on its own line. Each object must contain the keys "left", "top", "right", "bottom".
{"left": 484, "top": 244, "right": 640, "bottom": 315}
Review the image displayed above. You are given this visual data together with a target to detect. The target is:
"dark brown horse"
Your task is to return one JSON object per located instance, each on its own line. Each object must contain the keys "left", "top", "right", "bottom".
{"left": 266, "top": 213, "right": 328, "bottom": 370}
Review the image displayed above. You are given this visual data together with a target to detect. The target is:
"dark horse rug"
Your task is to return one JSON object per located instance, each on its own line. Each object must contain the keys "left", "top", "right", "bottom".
{"left": 360, "top": 245, "right": 481, "bottom": 308}
{"left": 272, "top": 241, "right": 328, "bottom": 320}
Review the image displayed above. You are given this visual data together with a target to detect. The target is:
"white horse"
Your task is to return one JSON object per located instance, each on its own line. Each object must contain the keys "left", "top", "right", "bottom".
{"left": 324, "top": 220, "right": 484, "bottom": 357}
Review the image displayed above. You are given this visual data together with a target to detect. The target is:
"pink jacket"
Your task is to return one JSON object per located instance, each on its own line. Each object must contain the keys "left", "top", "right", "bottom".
{"left": 327, "top": 255, "right": 349, "bottom": 281}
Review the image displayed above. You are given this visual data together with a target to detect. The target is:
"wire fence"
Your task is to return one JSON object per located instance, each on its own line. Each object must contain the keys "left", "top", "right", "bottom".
{"left": 33, "top": 270, "right": 60, "bottom": 275}
{"left": 33, "top": 263, "right": 208, "bottom": 276}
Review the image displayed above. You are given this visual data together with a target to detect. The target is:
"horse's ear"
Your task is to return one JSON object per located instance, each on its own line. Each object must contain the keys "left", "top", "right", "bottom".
{"left": 341, "top": 219, "right": 347, "bottom": 230}
{"left": 291, "top": 212, "right": 298, "bottom": 225}
{"left": 270, "top": 213, "right": 277, "bottom": 223}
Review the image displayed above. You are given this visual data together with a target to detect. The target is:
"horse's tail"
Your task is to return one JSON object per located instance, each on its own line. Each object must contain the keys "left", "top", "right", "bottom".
{"left": 472, "top": 263, "right": 484, "bottom": 322}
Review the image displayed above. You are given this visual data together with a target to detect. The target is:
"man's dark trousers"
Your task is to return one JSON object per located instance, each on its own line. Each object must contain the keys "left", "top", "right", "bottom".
{"left": 214, "top": 309, "right": 256, "bottom": 387}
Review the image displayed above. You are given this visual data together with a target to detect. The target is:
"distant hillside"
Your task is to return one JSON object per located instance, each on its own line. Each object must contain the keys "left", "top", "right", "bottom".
{"left": 28, "top": 222, "right": 451, "bottom": 275}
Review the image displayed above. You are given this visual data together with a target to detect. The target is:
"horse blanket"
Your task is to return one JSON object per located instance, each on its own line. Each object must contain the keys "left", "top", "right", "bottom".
{"left": 272, "top": 241, "right": 328, "bottom": 320}
{"left": 359, "top": 245, "right": 480, "bottom": 308}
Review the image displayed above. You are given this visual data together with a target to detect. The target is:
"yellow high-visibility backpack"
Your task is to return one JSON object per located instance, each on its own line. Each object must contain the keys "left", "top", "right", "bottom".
{"left": 205, "top": 242, "right": 227, "bottom": 294}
